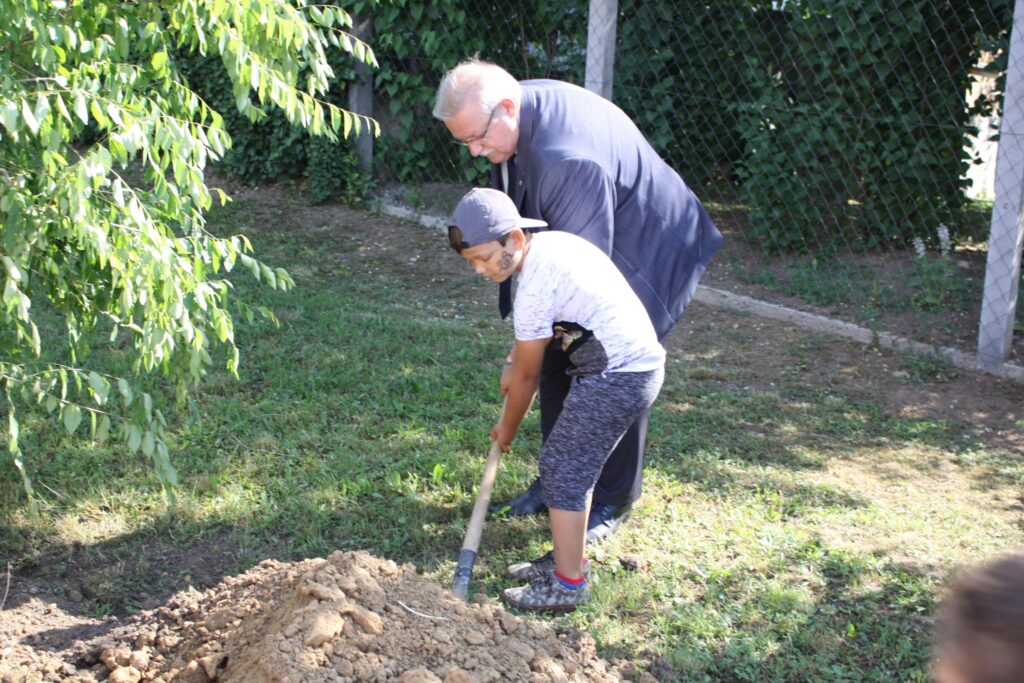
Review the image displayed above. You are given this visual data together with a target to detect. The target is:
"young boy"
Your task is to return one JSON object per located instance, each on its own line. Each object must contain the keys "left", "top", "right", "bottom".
{"left": 932, "top": 553, "right": 1024, "bottom": 683}
{"left": 447, "top": 187, "right": 665, "bottom": 611}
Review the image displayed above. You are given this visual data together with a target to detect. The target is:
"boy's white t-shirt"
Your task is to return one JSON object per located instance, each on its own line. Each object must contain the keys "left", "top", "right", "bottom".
{"left": 513, "top": 231, "right": 666, "bottom": 376}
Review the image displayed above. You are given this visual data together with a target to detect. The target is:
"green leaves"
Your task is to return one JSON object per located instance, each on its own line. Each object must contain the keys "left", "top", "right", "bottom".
{"left": 2, "top": 258, "right": 32, "bottom": 323}
{"left": 7, "top": 410, "right": 19, "bottom": 454}
{"left": 127, "top": 424, "right": 143, "bottom": 453}
{"left": 96, "top": 414, "right": 111, "bottom": 443}
{"left": 1, "top": 0, "right": 377, "bottom": 502}
{"left": 87, "top": 371, "right": 110, "bottom": 404}
{"left": 62, "top": 404, "right": 83, "bottom": 435}
{"left": 20, "top": 97, "right": 39, "bottom": 134}
{"left": 1, "top": 101, "right": 19, "bottom": 134}
{"left": 613, "top": 1, "right": 1010, "bottom": 252}
{"left": 73, "top": 91, "right": 89, "bottom": 124}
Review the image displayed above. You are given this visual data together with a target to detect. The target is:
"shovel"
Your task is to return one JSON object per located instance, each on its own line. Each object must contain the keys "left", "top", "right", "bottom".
{"left": 451, "top": 399, "right": 508, "bottom": 601}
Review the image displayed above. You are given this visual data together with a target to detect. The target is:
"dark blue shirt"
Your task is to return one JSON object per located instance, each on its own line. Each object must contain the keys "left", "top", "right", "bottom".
{"left": 493, "top": 79, "right": 723, "bottom": 339}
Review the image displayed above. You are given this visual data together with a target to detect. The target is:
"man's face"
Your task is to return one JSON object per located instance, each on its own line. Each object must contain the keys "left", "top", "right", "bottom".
{"left": 445, "top": 99, "right": 518, "bottom": 164}
{"left": 460, "top": 237, "right": 518, "bottom": 283}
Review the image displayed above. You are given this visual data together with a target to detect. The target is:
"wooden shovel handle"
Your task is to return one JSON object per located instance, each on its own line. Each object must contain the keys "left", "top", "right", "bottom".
{"left": 451, "top": 399, "right": 508, "bottom": 601}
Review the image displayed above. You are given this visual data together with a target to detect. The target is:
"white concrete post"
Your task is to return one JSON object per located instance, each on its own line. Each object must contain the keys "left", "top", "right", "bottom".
{"left": 585, "top": 0, "right": 618, "bottom": 100}
{"left": 978, "top": 0, "right": 1024, "bottom": 369}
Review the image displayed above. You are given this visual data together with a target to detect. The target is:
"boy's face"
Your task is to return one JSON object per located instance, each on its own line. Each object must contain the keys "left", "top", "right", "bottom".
{"left": 460, "top": 234, "right": 520, "bottom": 283}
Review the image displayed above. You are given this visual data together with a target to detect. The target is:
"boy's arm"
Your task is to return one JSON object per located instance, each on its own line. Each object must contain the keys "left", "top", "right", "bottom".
{"left": 499, "top": 343, "right": 517, "bottom": 396}
{"left": 492, "top": 337, "right": 551, "bottom": 451}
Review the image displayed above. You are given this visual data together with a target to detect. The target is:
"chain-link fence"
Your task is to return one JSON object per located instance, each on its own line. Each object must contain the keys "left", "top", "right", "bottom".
{"left": 355, "top": 0, "right": 1022, "bottom": 372}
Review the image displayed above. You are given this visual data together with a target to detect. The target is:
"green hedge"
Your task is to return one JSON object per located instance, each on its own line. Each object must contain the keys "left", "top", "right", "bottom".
{"left": 614, "top": 0, "right": 1010, "bottom": 251}
{"left": 370, "top": 0, "right": 586, "bottom": 185}
{"left": 614, "top": 2, "right": 752, "bottom": 194}
{"left": 178, "top": 0, "right": 586, "bottom": 196}
{"left": 179, "top": 1, "right": 1009, "bottom": 250}
{"left": 741, "top": 1, "right": 1009, "bottom": 251}
{"left": 176, "top": 27, "right": 368, "bottom": 204}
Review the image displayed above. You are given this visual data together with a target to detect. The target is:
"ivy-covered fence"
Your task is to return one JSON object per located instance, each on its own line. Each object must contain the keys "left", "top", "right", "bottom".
{"left": 184, "top": 0, "right": 1022, "bottom": 368}
{"left": 615, "top": 2, "right": 1009, "bottom": 251}
{"left": 178, "top": 0, "right": 589, "bottom": 195}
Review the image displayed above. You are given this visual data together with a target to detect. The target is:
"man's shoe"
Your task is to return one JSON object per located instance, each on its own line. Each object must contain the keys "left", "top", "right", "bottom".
{"left": 502, "top": 570, "right": 590, "bottom": 613}
{"left": 506, "top": 551, "right": 592, "bottom": 581}
{"left": 489, "top": 477, "right": 548, "bottom": 517}
{"left": 586, "top": 503, "right": 632, "bottom": 544}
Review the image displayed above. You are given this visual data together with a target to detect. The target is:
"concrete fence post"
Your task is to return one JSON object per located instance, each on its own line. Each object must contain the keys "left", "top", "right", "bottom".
{"left": 978, "top": 0, "right": 1024, "bottom": 369}
{"left": 585, "top": 0, "right": 618, "bottom": 100}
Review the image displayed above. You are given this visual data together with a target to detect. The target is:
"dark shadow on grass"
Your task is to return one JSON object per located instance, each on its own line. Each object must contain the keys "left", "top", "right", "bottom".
{"left": 627, "top": 538, "right": 939, "bottom": 681}
{"left": 650, "top": 362, "right": 1024, "bottom": 498}
{"left": 1, "top": 524, "right": 289, "bottom": 616}
{"left": 2, "top": 483, "right": 506, "bottom": 666}
{"left": 737, "top": 555, "right": 933, "bottom": 681}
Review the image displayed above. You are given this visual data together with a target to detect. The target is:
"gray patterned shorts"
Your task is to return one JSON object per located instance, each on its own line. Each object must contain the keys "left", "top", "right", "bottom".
{"left": 538, "top": 367, "right": 664, "bottom": 511}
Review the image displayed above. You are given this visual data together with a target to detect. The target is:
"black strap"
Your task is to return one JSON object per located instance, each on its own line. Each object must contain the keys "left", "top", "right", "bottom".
{"left": 499, "top": 278, "right": 512, "bottom": 319}
{"left": 497, "top": 155, "right": 517, "bottom": 319}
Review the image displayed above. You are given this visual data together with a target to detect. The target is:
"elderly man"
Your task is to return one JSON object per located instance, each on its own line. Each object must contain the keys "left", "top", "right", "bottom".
{"left": 433, "top": 60, "right": 722, "bottom": 543}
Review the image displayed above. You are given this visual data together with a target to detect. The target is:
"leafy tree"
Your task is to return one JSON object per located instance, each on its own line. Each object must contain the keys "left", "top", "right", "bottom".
{"left": 0, "top": 0, "right": 377, "bottom": 501}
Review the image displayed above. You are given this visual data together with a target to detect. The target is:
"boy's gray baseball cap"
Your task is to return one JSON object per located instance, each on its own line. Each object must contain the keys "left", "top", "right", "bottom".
{"left": 450, "top": 188, "right": 547, "bottom": 247}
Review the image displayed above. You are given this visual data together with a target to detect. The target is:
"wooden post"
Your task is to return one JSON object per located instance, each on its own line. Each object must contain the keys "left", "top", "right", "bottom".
{"left": 348, "top": 15, "right": 374, "bottom": 176}
{"left": 584, "top": 0, "right": 618, "bottom": 100}
{"left": 978, "top": 0, "right": 1024, "bottom": 369}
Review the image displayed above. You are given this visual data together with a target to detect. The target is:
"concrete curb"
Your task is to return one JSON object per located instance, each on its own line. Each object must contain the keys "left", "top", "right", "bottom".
{"left": 695, "top": 287, "right": 1024, "bottom": 383}
{"left": 379, "top": 202, "right": 1024, "bottom": 384}
{"left": 378, "top": 203, "right": 449, "bottom": 232}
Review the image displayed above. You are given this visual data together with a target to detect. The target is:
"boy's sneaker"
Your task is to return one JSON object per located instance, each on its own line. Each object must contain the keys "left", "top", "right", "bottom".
{"left": 502, "top": 570, "right": 590, "bottom": 613}
{"left": 506, "top": 551, "right": 592, "bottom": 581}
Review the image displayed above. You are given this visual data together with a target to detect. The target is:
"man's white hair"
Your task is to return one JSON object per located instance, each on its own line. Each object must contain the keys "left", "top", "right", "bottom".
{"left": 432, "top": 59, "right": 522, "bottom": 120}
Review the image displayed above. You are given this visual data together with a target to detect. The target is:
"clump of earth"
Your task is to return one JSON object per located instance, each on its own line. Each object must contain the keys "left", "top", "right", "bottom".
{"left": 1, "top": 551, "right": 652, "bottom": 682}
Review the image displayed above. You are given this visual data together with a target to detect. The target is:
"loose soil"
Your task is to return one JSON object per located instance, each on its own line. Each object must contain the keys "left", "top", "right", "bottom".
{"left": 2, "top": 182, "right": 1022, "bottom": 682}
{"left": 0, "top": 551, "right": 643, "bottom": 683}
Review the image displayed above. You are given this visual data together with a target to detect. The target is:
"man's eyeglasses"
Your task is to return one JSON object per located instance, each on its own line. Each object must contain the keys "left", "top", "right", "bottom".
{"left": 453, "top": 104, "right": 501, "bottom": 147}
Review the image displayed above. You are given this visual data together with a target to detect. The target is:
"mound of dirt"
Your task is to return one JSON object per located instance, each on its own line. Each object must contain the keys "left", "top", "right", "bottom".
{"left": 1, "top": 551, "right": 646, "bottom": 683}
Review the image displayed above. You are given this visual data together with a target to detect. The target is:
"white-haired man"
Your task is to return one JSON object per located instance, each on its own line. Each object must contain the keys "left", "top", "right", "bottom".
{"left": 434, "top": 60, "right": 722, "bottom": 544}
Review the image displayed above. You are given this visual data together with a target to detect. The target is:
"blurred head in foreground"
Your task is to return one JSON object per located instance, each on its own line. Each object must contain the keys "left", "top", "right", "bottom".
{"left": 932, "top": 553, "right": 1024, "bottom": 683}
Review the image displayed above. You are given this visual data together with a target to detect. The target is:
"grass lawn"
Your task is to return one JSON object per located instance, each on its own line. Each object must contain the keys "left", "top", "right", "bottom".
{"left": 2, "top": 185, "right": 1023, "bottom": 682}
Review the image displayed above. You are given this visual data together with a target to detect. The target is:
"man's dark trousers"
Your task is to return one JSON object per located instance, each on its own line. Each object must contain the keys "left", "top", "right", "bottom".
{"left": 540, "top": 343, "right": 647, "bottom": 506}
